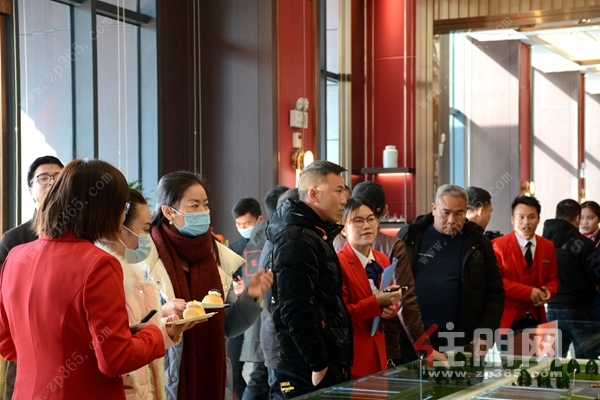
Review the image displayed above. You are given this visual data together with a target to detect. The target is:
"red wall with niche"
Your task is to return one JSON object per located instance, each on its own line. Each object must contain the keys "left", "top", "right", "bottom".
{"left": 278, "top": 0, "right": 315, "bottom": 188}
{"left": 355, "top": 0, "right": 416, "bottom": 221}
{"left": 277, "top": 0, "right": 417, "bottom": 221}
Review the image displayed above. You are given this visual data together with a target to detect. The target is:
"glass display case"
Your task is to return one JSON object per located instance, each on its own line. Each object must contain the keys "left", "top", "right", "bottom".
{"left": 294, "top": 320, "right": 600, "bottom": 399}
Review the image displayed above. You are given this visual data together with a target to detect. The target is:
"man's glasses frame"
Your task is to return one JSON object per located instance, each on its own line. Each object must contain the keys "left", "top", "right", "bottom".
{"left": 30, "top": 172, "right": 60, "bottom": 185}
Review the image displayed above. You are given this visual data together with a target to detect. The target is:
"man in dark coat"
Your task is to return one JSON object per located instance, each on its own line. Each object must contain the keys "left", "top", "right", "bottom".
{"left": 397, "top": 184, "right": 504, "bottom": 356}
{"left": 266, "top": 160, "right": 352, "bottom": 398}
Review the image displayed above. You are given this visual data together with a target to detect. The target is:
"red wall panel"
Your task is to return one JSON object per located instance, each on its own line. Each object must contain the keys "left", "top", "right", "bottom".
{"left": 277, "top": 0, "right": 315, "bottom": 187}
{"left": 362, "top": 0, "right": 416, "bottom": 221}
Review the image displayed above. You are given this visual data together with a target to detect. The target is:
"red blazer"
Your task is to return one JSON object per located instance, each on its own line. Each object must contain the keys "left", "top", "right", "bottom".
{"left": 492, "top": 233, "right": 559, "bottom": 329}
{"left": 337, "top": 243, "right": 394, "bottom": 379}
{"left": 0, "top": 235, "right": 165, "bottom": 400}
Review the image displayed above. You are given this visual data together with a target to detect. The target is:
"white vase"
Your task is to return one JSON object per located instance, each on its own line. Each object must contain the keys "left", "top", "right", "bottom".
{"left": 383, "top": 145, "right": 398, "bottom": 168}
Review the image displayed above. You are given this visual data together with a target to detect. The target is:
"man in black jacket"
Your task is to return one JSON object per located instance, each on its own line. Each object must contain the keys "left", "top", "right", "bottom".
{"left": 266, "top": 160, "right": 351, "bottom": 398}
{"left": 396, "top": 184, "right": 504, "bottom": 356}
{"left": 542, "top": 199, "right": 600, "bottom": 358}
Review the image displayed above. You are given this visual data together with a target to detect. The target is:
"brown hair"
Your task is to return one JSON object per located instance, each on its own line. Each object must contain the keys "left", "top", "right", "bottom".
{"left": 124, "top": 188, "right": 148, "bottom": 230}
{"left": 35, "top": 159, "right": 129, "bottom": 242}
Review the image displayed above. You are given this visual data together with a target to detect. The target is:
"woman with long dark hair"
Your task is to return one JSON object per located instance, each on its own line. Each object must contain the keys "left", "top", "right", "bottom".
{"left": 145, "top": 171, "right": 272, "bottom": 400}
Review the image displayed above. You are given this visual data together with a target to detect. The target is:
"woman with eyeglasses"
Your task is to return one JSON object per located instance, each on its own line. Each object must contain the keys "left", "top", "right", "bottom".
{"left": 580, "top": 201, "right": 600, "bottom": 320}
{"left": 96, "top": 188, "right": 195, "bottom": 400}
{"left": 0, "top": 159, "right": 167, "bottom": 399}
{"left": 145, "top": 171, "right": 273, "bottom": 400}
{"left": 336, "top": 197, "right": 402, "bottom": 379}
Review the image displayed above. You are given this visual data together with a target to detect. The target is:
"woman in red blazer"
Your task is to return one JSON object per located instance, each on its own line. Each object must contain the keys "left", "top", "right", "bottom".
{"left": 337, "top": 197, "right": 402, "bottom": 379}
{"left": 0, "top": 159, "right": 183, "bottom": 400}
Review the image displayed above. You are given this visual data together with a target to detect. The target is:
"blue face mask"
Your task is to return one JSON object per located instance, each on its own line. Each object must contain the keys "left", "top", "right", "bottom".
{"left": 120, "top": 225, "right": 153, "bottom": 263}
{"left": 237, "top": 225, "right": 254, "bottom": 240}
{"left": 171, "top": 208, "right": 211, "bottom": 238}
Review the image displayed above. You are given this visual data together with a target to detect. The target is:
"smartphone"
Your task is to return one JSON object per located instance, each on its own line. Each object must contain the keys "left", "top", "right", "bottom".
{"left": 140, "top": 309, "right": 157, "bottom": 323}
{"left": 383, "top": 286, "right": 408, "bottom": 293}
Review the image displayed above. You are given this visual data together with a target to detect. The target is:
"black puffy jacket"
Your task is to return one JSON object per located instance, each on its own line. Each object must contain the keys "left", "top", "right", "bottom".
{"left": 265, "top": 199, "right": 352, "bottom": 371}
{"left": 542, "top": 218, "right": 600, "bottom": 309}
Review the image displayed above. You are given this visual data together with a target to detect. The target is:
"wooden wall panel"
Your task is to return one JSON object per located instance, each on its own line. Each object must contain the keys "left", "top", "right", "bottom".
{"left": 434, "top": 0, "right": 598, "bottom": 20}
{"left": 478, "top": 0, "right": 489, "bottom": 16}
{"left": 458, "top": 0, "right": 469, "bottom": 18}
{"left": 0, "top": 0, "right": 10, "bottom": 14}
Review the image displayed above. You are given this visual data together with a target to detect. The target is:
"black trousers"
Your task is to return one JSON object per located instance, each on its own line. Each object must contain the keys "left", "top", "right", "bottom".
{"left": 276, "top": 362, "right": 349, "bottom": 399}
{"left": 227, "top": 335, "right": 246, "bottom": 399}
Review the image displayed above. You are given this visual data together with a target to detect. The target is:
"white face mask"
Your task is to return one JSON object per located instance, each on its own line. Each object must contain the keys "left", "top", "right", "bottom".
{"left": 121, "top": 225, "right": 152, "bottom": 263}
{"left": 237, "top": 225, "right": 254, "bottom": 240}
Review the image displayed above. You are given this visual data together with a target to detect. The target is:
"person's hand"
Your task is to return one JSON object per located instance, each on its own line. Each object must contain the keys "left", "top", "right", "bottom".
{"left": 375, "top": 285, "right": 402, "bottom": 306}
{"left": 164, "top": 314, "right": 202, "bottom": 341}
{"left": 161, "top": 298, "right": 186, "bottom": 318}
{"left": 381, "top": 304, "right": 395, "bottom": 318}
{"left": 539, "top": 286, "right": 551, "bottom": 303}
{"left": 247, "top": 269, "right": 273, "bottom": 300}
{"left": 312, "top": 367, "right": 328, "bottom": 386}
{"left": 233, "top": 277, "right": 245, "bottom": 297}
{"left": 530, "top": 287, "right": 544, "bottom": 305}
{"left": 431, "top": 350, "right": 449, "bottom": 369}
{"left": 470, "top": 337, "right": 489, "bottom": 359}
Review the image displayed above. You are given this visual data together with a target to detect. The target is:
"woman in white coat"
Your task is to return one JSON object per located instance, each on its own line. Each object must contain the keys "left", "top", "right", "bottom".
{"left": 97, "top": 188, "right": 194, "bottom": 400}
{"left": 145, "top": 171, "right": 273, "bottom": 400}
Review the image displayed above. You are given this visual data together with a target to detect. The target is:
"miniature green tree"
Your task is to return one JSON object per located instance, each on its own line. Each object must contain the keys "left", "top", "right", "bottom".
{"left": 434, "top": 366, "right": 446, "bottom": 384}
{"left": 536, "top": 372, "right": 545, "bottom": 387}
{"left": 452, "top": 352, "right": 467, "bottom": 385}
{"left": 556, "top": 372, "right": 571, "bottom": 389}
{"left": 544, "top": 374, "right": 552, "bottom": 388}
{"left": 586, "top": 359, "right": 598, "bottom": 380}
{"left": 536, "top": 371, "right": 553, "bottom": 388}
{"left": 567, "top": 358, "right": 581, "bottom": 375}
{"left": 517, "top": 369, "right": 532, "bottom": 387}
{"left": 550, "top": 358, "right": 563, "bottom": 373}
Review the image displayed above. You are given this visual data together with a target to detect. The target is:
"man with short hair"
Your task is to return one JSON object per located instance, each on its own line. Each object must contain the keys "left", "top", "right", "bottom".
{"left": 229, "top": 198, "right": 263, "bottom": 259}
{"left": 227, "top": 197, "right": 263, "bottom": 400}
{"left": 239, "top": 185, "right": 288, "bottom": 400}
{"left": 0, "top": 155, "right": 64, "bottom": 400}
{"left": 397, "top": 184, "right": 504, "bottom": 353}
{"left": 492, "top": 196, "right": 559, "bottom": 332}
{"left": 266, "top": 160, "right": 351, "bottom": 398}
{"left": 466, "top": 187, "right": 493, "bottom": 231}
{"left": 542, "top": 199, "right": 600, "bottom": 358}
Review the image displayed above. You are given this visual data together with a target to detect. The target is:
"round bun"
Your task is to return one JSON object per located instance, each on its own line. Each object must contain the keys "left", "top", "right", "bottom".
{"left": 202, "top": 289, "right": 223, "bottom": 304}
{"left": 183, "top": 300, "right": 205, "bottom": 319}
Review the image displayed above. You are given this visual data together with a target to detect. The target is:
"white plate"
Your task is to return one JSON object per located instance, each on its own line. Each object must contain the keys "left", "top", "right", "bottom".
{"left": 202, "top": 303, "right": 229, "bottom": 309}
{"left": 167, "top": 312, "right": 217, "bottom": 325}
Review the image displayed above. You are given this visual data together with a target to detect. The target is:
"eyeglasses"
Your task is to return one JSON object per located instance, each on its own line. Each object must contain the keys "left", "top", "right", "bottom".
{"left": 350, "top": 215, "right": 378, "bottom": 228}
{"left": 31, "top": 172, "right": 60, "bottom": 185}
{"left": 125, "top": 201, "right": 131, "bottom": 214}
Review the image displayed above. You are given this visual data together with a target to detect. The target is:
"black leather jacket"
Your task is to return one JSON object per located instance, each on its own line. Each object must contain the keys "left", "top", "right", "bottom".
{"left": 265, "top": 200, "right": 352, "bottom": 371}
{"left": 397, "top": 213, "right": 504, "bottom": 344}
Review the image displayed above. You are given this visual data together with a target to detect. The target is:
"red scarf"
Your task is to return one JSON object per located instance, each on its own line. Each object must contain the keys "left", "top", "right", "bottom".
{"left": 582, "top": 228, "right": 599, "bottom": 244}
{"left": 151, "top": 222, "right": 226, "bottom": 400}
